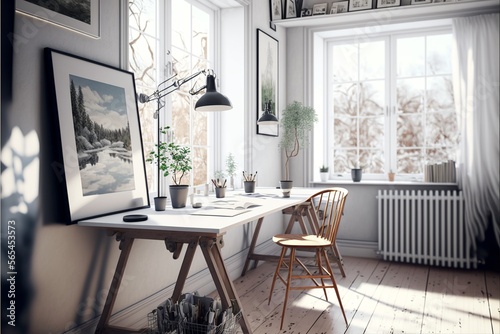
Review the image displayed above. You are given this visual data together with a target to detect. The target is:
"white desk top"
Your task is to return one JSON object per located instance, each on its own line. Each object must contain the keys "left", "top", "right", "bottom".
{"left": 78, "top": 188, "right": 317, "bottom": 235}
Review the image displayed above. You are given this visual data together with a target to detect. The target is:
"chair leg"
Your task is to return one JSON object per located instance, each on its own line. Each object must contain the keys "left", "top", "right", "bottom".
{"left": 268, "top": 247, "right": 287, "bottom": 305}
{"left": 330, "top": 243, "right": 346, "bottom": 277}
{"left": 322, "top": 248, "right": 348, "bottom": 325}
{"left": 280, "top": 247, "right": 295, "bottom": 330}
{"left": 316, "top": 249, "right": 329, "bottom": 301}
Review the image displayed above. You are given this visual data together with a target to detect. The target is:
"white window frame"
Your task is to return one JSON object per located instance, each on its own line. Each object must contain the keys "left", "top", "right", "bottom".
{"left": 322, "top": 23, "right": 454, "bottom": 181}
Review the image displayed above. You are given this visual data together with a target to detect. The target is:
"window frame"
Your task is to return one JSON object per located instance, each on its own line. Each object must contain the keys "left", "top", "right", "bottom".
{"left": 323, "top": 24, "right": 454, "bottom": 181}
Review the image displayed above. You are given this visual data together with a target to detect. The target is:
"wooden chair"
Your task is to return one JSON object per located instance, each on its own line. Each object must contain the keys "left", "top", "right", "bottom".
{"left": 282, "top": 202, "right": 346, "bottom": 277}
{"left": 268, "top": 188, "right": 349, "bottom": 330}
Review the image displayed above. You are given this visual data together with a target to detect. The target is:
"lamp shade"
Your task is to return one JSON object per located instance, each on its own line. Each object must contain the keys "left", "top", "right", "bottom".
{"left": 257, "top": 100, "right": 278, "bottom": 125}
{"left": 257, "top": 112, "right": 278, "bottom": 125}
{"left": 194, "top": 74, "right": 232, "bottom": 111}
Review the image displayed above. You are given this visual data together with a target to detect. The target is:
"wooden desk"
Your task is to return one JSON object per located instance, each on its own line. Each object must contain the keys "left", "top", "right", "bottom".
{"left": 78, "top": 189, "right": 308, "bottom": 334}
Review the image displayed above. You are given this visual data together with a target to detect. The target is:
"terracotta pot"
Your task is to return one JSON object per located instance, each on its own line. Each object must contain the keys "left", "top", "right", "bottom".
{"left": 388, "top": 172, "right": 396, "bottom": 182}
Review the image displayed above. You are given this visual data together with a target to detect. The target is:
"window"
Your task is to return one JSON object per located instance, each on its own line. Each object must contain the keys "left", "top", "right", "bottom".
{"left": 325, "top": 27, "right": 458, "bottom": 179}
{"left": 170, "top": 0, "right": 214, "bottom": 187}
{"left": 128, "top": 0, "right": 216, "bottom": 193}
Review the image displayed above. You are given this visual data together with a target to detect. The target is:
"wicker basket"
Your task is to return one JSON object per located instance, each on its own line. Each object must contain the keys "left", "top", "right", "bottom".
{"left": 147, "top": 308, "right": 241, "bottom": 334}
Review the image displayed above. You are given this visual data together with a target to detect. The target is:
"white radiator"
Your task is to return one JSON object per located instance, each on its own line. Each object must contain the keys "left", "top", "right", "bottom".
{"left": 377, "top": 189, "right": 476, "bottom": 269}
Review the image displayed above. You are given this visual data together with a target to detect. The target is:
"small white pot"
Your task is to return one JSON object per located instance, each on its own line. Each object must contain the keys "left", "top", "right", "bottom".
{"left": 320, "top": 172, "right": 328, "bottom": 182}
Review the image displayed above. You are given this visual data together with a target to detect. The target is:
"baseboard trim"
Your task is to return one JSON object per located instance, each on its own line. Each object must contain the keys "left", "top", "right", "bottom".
{"left": 336, "top": 239, "right": 379, "bottom": 259}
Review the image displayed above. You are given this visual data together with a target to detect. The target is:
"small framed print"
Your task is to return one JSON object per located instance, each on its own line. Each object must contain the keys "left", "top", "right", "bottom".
{"left": 313, "top": 3, "right": 328, "bottom": 15}
{"left": 377, "top": 0, "right": 401, "bottom": 8}
{"left": 330, "top": 1, "right": 349, "bottom": 14}
{"left": 285, "top": 0, "right": 297, "bottom": 18}
{"left": 411, "top": 0, "right": 432, "bottom": 3}
{"left": 270, "top": 0, "right": 283, "bottom": 20}
{"left": 349, "top": 0, "right": 373, "bottom": 11}
{"left": 301, "top": 8, "right": 312, "bottom": 16}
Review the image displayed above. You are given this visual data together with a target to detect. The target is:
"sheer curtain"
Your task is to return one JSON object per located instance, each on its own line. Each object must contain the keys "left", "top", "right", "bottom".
{"left": 452, "top": 13, "right": 500, "bottom": 254}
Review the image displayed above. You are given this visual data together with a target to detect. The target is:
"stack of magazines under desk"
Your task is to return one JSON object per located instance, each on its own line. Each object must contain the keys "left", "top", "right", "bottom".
{"left": 147, "top": 292, "right": 241, "bottom": 334}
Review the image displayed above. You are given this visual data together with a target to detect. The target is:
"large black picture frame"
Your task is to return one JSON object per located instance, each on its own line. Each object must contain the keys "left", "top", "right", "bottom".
{"left": 257, "top": 29, "right": 279, "bottom": 137}
{"left": 45, "top": 48, "right": 149, "bottom": 223}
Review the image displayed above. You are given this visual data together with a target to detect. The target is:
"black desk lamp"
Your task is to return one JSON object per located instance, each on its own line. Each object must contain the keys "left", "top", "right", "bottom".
{"left": 137, "top": 69, "right": 232, "bottom": 200}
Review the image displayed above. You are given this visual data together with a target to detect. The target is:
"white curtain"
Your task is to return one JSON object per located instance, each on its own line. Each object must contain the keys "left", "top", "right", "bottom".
{"left": 452, "top": 13, "right": 500, "bottom": 253}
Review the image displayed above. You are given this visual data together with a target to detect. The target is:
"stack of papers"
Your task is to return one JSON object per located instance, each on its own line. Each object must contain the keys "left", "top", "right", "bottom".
{"left": 191, "top": 200, "right": 260, "bottom": 217}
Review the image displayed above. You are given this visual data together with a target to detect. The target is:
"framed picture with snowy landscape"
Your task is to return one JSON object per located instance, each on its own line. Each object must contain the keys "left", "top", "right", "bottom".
{"left": 16, "top": 0, "right": 100, "bottom": 38}
{"left": 45, "top": 48, "right": 149, "bottom": 223}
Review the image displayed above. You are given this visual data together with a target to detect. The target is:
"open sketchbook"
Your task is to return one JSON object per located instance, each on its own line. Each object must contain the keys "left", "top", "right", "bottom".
{"left": 211, "top": 200, "right": 260, "bottom": 210}
{"left": 190, "top": 200, "right": 260, "bottom": 217}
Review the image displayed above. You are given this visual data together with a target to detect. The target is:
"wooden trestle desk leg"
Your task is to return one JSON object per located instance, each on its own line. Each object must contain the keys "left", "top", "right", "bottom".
{"left": 241, "top": 217, "right": 264, "bottom": 276}
{"left": 241, "top": 206, "right": 306, "bottom": 277}
{"left": 95, "top": 237, "right": 134, "bottom": 334}
{"left": 200, "top": 236, "right": 253, "bottom": 334}
{"left": 170, "top": 240, "right": 198, "bottom": 302}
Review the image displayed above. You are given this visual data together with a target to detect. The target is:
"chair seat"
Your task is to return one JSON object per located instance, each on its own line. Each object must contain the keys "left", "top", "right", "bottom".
{"left": 273, "top": 234, "right": 331, "bottom": 247}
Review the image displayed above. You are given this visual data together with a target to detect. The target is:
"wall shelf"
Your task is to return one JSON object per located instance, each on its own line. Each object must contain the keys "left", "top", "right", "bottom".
{"left": 274, "top": 0, "right": 499, "bottom": 29}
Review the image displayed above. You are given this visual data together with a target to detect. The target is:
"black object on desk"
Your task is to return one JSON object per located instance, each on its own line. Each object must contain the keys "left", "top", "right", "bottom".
{"left": 123, "top": 214, "right": 148, "bottom": 222}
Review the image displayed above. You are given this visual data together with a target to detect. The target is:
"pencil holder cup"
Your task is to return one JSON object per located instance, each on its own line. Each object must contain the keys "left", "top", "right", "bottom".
{"left": 215, "top": 187, "right": 226, "bottom": 198}
{"left": 244, "top": 181, "right": 255, "bottom": 193}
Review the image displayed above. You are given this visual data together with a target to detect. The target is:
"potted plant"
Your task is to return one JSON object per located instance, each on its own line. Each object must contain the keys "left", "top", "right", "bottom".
{"left": 351, "top": 163, "right": 363, "bottom": 182}
{"left": 146, "top": 126, "right": 170, "bottom": 210}
{"left": 166, "top": 141, "right": 192, "bottom": 208}
{"left": 388, "top": 169, "right": 396, "bottom": 182}
{"left": 225, "top": 153, "right": 237, "bottom": 190}
{"left": 146, "top": 126, "right": 192, "bottom": 209}
{"left": 279, "top": 101, "right": 318, "bottom": 194}
{"left": 320, "top": 165, "right": 329, "bottom": 182}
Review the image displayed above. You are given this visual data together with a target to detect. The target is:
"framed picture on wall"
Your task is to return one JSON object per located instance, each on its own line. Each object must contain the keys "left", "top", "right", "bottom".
{"left": 285, "top": 0, "right": 297, "bottom": 18}
{"left": 376, "top": 0, "right": 401, "bottom": 8}
{"left": 301, "top": 8, "right": 312, "bottom": 16}
{"left": 269, "top": 0, "right": 282, "bottom": 30}
{"left": 257, "top": 29, "right": 279, "bottom": 137}
{"left": 330, "top": 1, "right": 349, "bottom": 14}
{"left": 270, "top": 0, "right": 283, "bottom": 20}
{"left": 313, "top": 3, "right": 328, "bottom": 15}
{"left": 349, "top": 0, "right": 373, "bottom": 11}
{"left": 410, "top": 0, "right": 432, "bottom": 4}
{"left": 15, "top": 0, "right": 100, "bottom": 38}
{"left": 45, "top": 48, "right": 149, "bottom": 223}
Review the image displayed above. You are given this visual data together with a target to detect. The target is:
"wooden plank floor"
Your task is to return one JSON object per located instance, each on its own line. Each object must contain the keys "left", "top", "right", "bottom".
{"left": 231, "top": 256, "right": 499, "bottom": 334}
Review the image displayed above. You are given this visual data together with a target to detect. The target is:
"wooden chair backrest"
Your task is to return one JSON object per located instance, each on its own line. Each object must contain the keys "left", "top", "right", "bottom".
{"left": 305, "top": 188, "right": 348, "bottom": 244}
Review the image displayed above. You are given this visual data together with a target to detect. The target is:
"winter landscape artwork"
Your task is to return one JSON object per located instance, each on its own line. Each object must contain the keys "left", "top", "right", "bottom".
{"left": 46, "top": 48, "right": 149, "bottom": 222}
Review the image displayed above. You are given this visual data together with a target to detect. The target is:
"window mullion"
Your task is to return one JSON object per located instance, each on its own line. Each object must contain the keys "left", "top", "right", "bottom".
{"left": 389, "top": 35, "right": 397, "bottom": 173}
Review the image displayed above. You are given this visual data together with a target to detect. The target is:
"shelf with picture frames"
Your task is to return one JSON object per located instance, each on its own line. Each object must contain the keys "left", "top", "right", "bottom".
{"left": 273, "top": 0, "right": 499, "bottom": 28}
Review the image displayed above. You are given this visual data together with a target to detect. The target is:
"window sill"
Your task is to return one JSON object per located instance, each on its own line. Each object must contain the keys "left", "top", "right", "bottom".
{"left": 311, "top": 180, "right": 459, "bottom": 187}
